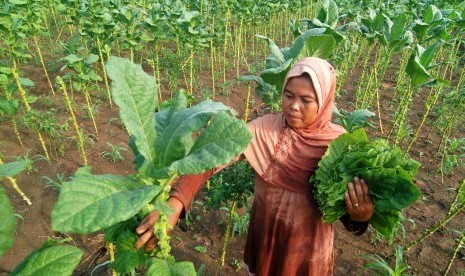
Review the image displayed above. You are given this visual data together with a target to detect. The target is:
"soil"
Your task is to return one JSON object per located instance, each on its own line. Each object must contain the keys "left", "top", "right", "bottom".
{"left": 0, "top": 47, "right": 464, "bottom": 276}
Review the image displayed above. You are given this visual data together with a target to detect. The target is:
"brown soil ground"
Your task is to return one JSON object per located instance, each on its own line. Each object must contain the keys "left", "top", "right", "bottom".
{"left": 0, "top": 46, "right": 464, "bottom": 276}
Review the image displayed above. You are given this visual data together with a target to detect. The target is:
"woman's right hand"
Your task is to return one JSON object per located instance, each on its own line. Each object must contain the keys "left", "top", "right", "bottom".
{"left": 134, "top": 197, "right": 184, "bottom": 252}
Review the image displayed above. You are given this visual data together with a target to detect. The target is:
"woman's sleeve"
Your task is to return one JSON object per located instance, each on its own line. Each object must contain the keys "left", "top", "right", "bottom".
{"left": 169, "top": 155, "right": 244, "bottom": 216}
{"left": 339, "top": 213, "right": 369, "bottom": 236}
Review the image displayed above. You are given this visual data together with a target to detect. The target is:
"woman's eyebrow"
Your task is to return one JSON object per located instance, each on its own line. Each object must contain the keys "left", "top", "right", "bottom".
{"left": 302, "top": 94, "right": 316, "bottom": 99}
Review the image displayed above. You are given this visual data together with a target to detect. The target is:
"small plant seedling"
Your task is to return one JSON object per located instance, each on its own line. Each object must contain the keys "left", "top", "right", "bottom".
{"left": 360, "top": 245, "right": 412, "bottom": 276}
{"left": 42, "top": 173, "right": 70, "bottom": 191}
{"left": 231, "top": 259, "right": 242, "bottom": 271}
{"left": 100, "top": 142, "right": 128, "bottom": 163}
{"left": 194, "top": 246, "right": 207, "bottom": 253}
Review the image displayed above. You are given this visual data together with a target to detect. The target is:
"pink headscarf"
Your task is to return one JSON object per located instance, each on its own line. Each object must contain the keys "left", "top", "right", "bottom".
{"left": 243, "top": 57, "right": 346, "bottom": 193}
{"left": 283, "top": 57, "right": 345, "bottom": 144}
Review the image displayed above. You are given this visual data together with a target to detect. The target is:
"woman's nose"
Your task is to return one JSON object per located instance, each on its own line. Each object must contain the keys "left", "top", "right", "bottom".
{"left": 290, "top": 101, "right": 299, "bottom": 111}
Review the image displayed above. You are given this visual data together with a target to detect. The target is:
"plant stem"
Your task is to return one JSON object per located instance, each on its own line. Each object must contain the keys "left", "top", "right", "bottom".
{"left": 83, "top": 86, "right": 99, "bottom": 135}
{"left": 108, "top": 242, "right": 117, "bottom": 276}
{"left": 220, "top": 200, "right": 237, "bottom": 266}
{"left": 391, "top": 49, "right": 410, "bottom": 106}
{"left": 11, "top": 118, "right": 23, "bottom": 147}
{"left": 243, "top": 84, "right": 251, "bottom": 122}
{"left": 57, "top": 77, "right": 88, "bottom": 165}
{"left": 0, "top": 157, "right": 32, "bottom": 205}
{"left": 405, "top": 178, "right": 465, "bottom": 251}
{"left": 355, "top": 43, "right": 375, "bottom": 108}
{"left": 33, "top": 35, "right": 55, "bottom": 95}
{"left": 223, "top": 9, "right": 230, "bottom": 84}
{"left": 190, "top": 50, "right": 194, "bottom": 94}
{"left": 155, "top": 45, "right": 161, "bottom": 102}
{"left": 211, "top": 39, "right": 215, "bottom": 99}
{"left": 443, "top": 232, "right": 465, "bottom": 276}
{"left": 236, "top": 19, "right": 243, "bottom": 78}
{"left": 404, "top": 87, "right": 441, "bottom": 157}
{"left": 12, "top": 60, "right": 50, "bottom": 160}
{"left": 96, "top": 37, "right": 112, "bottom": 109}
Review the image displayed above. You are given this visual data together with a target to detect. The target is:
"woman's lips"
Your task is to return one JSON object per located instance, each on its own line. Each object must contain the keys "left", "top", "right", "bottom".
{"left": 287, "top": 114, "right": 301, "bottom": 123}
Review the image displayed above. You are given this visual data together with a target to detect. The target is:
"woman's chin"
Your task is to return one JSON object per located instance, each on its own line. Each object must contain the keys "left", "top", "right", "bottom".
{"left": 285, "top": 118, "right": 303, "bottom": 129}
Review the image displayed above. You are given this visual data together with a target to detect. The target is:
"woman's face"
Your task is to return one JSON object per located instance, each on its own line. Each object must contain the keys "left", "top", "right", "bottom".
{"left": 282, "top": 75, "right": 319, "bottom": 129}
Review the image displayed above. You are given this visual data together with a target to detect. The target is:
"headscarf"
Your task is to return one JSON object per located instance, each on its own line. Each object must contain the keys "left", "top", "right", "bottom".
{"left": 243, "top": 57, "right": 346, "bottom": 194}
{"left": 282, "top": 57, "right": 345, "bottom": 143}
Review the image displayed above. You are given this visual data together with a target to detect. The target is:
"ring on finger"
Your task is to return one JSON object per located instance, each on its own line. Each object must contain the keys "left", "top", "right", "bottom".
{"left": 353, "top": 202, "right": 359, "bottom": 207}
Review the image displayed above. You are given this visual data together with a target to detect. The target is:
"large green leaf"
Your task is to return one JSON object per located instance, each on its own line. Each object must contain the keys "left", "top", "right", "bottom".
{"left": 168, "top": 112, "right": 252, "bottom": 175}
{"left": 155, "top": 98, "right": 232, "bottom": 171}
{"left": 111, "top": 229, "right": 148, "bottom": 274}
{"left": 260, "top": 59, "right": 293, "bottom": 95}
{"left": 0, "top": 187, "right": 16, "bottom": 257}
{"left": 0, "top": 97, "right": 19, "bottom": 116}
{"left": 419, "top": 42, "right": 441, "bottom": 68}
{"left": 145, "top": 258, "right": 196, "bottom": 276}
{"left": 406, "top": 45, "right": 430, "bottom": 87}
{"left": 52, "top": 168, "right": 161, "bottom": 233}
{"left": 106, "top": 57, "right": 158, "bottom": 177}
{"left": 239, "top": 75, "right": 280, "bottom": 111}
{"left": 389, "top": 13, "right": 408, "bottom": 43}
{"left": 256, "top": 35, "right": 285, "bottom": 64}
{"left": 300, "top": 34, "right": 336, "bottom": 59}
{"left": 316, "top": 0, "right": 339, "bottom": 27}
{"left": 370, "top": 210, "right": 400, "bottom": 243}
{"left": 339, "top": 109, "right": 375, "bottom": 133}
{"left": 288, "top": 28, "right": 327, "bottom": 59}
{"left": 0, "top": 159, "right": 31, "bottom": 180}
{"left": 10, "top": 240, "right": 82, "bottom": 276}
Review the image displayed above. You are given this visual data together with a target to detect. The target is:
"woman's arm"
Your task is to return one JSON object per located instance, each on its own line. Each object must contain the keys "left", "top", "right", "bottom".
{"left": 341, "top": 176, "right": 374, "bottom": 235}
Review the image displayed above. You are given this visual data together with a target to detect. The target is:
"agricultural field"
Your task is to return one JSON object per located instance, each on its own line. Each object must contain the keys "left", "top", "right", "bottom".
{"left": 0, "top": 0, "right": 465, "bottom": 275}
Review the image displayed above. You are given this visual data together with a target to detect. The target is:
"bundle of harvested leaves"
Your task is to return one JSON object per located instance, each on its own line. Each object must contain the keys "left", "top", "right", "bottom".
{"left": 311, "top": 128, "right": 421, "bottom": 242}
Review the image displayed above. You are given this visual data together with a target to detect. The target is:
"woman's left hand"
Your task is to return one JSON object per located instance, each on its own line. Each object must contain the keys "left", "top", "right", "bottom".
{"left": 344, "top": 176, "right": 374, "bottom": 222}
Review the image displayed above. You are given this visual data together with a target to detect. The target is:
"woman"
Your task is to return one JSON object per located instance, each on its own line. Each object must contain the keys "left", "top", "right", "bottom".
{"left": 135, "top": 57, "right": 374, "bottom": 275}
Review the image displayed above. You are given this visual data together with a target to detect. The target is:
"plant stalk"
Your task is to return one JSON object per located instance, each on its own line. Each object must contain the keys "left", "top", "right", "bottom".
{"left": 405, "top": 179, "right": 465, "bottom": 251}
{"left": 220, "top": 200, "right": 237, "bottom": 266}
{"left": 33, "top": 35, "right": 55, "bottom": 95}
{"left": 12, "top": 60, "right": 49, "bottom": 160}
{"left": 96, "top": 37, "right": 112, "bottom": 109}
{"left": 0, "top": 158, "right": 32, "bottom": 205}
{"left": 57, "top": 77, "right": 88, "bottom": 165}
{"left": 443, "top": 232, "right": 465, "bottom": 276}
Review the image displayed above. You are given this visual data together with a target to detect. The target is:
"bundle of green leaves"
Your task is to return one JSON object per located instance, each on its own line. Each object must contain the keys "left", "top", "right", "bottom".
{"left": 311, "top": 128, "right": 421, "bottom": 242}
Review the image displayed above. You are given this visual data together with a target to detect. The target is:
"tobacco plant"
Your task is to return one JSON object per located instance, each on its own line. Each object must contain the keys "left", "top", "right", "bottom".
{"left": 204, "top": 160, "right": 254, "bottom": 266}
{"left": 59, "top": 53, "right": 102, "bottom": 135}
{"left": 51, "top": 57, "right": 252, "bottom": 274}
